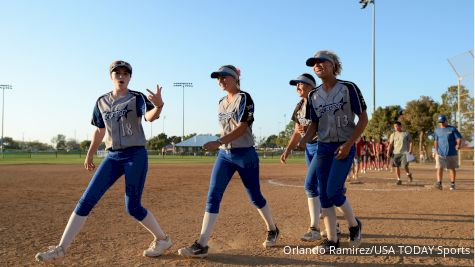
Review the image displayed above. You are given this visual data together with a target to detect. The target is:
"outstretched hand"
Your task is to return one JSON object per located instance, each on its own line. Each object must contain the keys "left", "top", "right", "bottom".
{"left": 146, "top": 84, "right": 164, "bottom": 108}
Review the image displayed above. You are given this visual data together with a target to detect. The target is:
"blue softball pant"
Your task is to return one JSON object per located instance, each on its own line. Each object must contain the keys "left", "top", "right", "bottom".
{"left": 206, "top": 147, "right": 267, "bottom": 213}
{"left": 74, "top": 146, "right": 149, "bottom": 221}
{"left": 316, "top": 142, "right": 356, "bottom": 208}
{"left": 304, "top": 142, "right": 319, "bottom": 198}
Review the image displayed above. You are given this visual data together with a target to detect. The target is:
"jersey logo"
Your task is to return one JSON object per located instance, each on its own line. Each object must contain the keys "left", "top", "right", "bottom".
{"left": 218, "top": 112, "right": 234, "bottom": 122}
{"left": 315, "top": 98, "right": 347, "bottom": 118}
{"left": 104, "top": 106, "right": 132, "bottom": 121}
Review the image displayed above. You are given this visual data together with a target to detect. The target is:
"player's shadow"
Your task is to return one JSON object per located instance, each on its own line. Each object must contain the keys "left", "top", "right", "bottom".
{"left": 357, "top": 216, "right": 473, "bottom": 223}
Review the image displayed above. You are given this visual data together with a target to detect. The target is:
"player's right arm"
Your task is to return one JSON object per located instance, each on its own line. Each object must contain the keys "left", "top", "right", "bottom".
{"left": 84, "top": 127, "right": 106, "bottom": 171}
{"left": 280, "top": 123, "right": 302, "bottom": 164}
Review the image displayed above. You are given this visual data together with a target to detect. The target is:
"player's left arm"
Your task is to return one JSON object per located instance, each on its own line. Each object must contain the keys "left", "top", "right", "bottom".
{"left": 454, "top": 127, "right": 463, "bottom": 150}
{"left": 144, "top": 84, "right": 164, "bottom": 122}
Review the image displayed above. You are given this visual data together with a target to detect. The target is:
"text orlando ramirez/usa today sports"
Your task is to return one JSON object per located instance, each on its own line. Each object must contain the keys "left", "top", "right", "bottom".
{"left": 282, "top": 245, "right": 471, "bottom": 257}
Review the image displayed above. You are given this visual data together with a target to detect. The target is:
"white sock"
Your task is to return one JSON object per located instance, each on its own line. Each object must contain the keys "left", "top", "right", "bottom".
{"left": 198, "top": 212, "right": 218, "bottom": 246}
{"left": 322, "top": 207, "right": 338, "bottom": 242}
{"left": 337, "top": 200, "right": 358, "bottom": 227}
{"left": 257, "top": 204, "right": 276, "bottom": 231}
{"left": 140, "top": 211, "right": 166, "bottom": 240}
{"left": 307, "top": 197, "right": 321, "bottom": 229}
{"left": 58, "top": 212, "right": 87, "bottom": 250}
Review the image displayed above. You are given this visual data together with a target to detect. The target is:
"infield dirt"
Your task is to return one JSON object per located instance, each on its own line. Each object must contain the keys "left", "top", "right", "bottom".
{"left": 1, "top": 162, "right": 473, "bottom": 266}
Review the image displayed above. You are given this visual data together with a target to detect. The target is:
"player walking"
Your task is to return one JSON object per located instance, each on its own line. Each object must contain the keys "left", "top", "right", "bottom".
{"left": 433, "top": 114, "right": 462, "bottom": 190}
{"left": 178, "top": 65, "right": 279, "bottom": 258}
{"left": 387, "top": 121, "right": 413, "bottom": 185}
{"left": 301, "top": 50, "right": 366, "bottom": 252}
{"left": 280, "top": 73, "right": 322, "bottom": 241}
{"left": 35, "top": 61, "right": 171, "bottom": 262}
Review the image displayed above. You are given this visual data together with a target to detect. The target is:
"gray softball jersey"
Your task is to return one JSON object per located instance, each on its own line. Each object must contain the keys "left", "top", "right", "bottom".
{"left": 218, "top": 91, "right": 255, "bottom": 149}
{"left": 291, "top": 99, "right": 317, "bottom": 143}
{"left": 91, "top": 90, "right": 154, "bottom": 150}
{"left": 309, "top": 80, "right": 367, "bottom": 143}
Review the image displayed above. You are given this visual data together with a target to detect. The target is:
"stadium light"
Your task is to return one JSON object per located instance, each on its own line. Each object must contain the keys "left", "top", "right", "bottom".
{"left": 359, "top": 0, "right": 376, "bottom": 113}
{"left": 0, "top": 84, "right": 13, "bottom": 156}
{"left": 173, "top": 82, "right": 193, "bottom": 141}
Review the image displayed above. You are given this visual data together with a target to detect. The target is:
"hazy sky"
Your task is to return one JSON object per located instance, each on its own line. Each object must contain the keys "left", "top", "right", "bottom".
{"left": 0, "top": 0, "right": 473, "bottom": 144}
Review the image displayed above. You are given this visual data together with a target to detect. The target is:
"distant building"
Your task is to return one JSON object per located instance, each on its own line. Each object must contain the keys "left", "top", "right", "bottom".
{"left": 175, "top": 134, "right": 219, "bottom": 153}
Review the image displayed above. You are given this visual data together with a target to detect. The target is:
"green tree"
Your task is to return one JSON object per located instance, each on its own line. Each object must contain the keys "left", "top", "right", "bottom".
{"left": 401, "top": 96, "right": 439, "bottom": 154}
{"left": 65, "top": 139, "right": 80, "bottom": 151}
{"left": 276, "top": 121, "right": 296, "bottom": 148}
{"left": 147, "top": 133, "right": 168, "bottom": 150}
{"left": 438, "top": 85, "right": 474, "bottom": 142}
{"left": 80, "top": 140, "right": 91, "bottom": 151}
{"left": 51, "top": 134, "right": 67, "bottom": 150}
{"left": 263, "top": 135, "right": 278, "bottom": 148}
{"left": 2, "top": 137, "right": 20, "bottom": 149}
{"left": 26, "top": 141, "right": 52, "bottom": 151}
{"left": 365, "top": 105, "right": 403, "bottom": 139}
{"left": 167, "top": 135, "right": 182, "bottom": 145}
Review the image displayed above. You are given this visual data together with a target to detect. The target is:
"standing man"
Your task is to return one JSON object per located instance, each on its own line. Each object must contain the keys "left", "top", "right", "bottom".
{"left": 387, "top": 121, "right": 413, "bottom": 185}
{"left": 433, "top": 114, "right": 462, "bottom": 191}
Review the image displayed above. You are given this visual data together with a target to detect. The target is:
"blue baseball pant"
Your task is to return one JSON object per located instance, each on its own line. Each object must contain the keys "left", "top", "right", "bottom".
{"left": 74, "top": 146, "right": 149, "bottom": 221}
{"left": 304, "top": 142, "right": 319, "bottom": 198}
{"left": 206, "top": 147, "right": 267, "bottom": 213}
{"left": 316, "top": 142, "right": 356, "bottom": 208}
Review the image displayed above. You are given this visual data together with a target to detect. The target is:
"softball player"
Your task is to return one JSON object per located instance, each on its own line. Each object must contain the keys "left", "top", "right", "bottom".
{"left": 35, "top": 61, "right": 171, "bottom": 262}
{"left": 178, "top": 65, "right": 279, "bottom": 258}
{"left": 279, "top": 73, "right": 322, "bottom": 241}
{"left": 300, "top": 50, "right": 367, "bottom": 252}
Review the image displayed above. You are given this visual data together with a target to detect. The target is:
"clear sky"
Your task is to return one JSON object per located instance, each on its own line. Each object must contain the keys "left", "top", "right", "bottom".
{"left": 0, "top": 0, "right": 473, "bottom": 144}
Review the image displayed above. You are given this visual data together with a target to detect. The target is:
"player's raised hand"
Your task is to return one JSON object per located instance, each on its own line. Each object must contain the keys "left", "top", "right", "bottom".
{"left": 146, "top": 84, "right": 164, "bottom": 108}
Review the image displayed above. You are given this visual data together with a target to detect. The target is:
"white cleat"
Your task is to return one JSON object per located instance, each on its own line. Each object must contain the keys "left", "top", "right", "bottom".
{"left": 35, "top": 245, "right": 65, "bottom": 263}
{"left": 143, "top": 236, "right": 172, "bottom": 257}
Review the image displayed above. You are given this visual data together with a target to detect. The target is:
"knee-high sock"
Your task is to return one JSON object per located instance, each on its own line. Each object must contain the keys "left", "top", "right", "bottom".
{"left": 337, "top": 200, "right": 358, "bottom": 227}
{"left": 140, "top": 211, "right": 166, "bottom": 240}
{"left": 322, "top": 207, "right": 338, "bottom": 242}
{"left": 257, "top": 203, "right": 276, "bottom": 231}
{"left": 58, "top": 212, "right": 87, "bottom": 250}
{"left": 198, "top": 212, "right": 218, "bottom": 246}
{"left": 308, "top": 197, "right": 321, "bottom": 229}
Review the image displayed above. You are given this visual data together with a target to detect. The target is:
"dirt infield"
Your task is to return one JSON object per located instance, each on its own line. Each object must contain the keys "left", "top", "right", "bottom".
{"left": 1, "top": 162, "right": 473, "bottom": 266}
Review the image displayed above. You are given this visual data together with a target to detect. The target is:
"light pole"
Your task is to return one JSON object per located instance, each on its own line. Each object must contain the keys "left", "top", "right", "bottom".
{"left": 162, "top": 116, "right": 166, "bottom": 134}
{"left": 0, "top": 84, "right": 13, "bottom": 156}
{"left": 359, "top": 0, "right": 376, "bottom": 112}
{"left": 173, "top": 82, "right": 193, "bottom": 141}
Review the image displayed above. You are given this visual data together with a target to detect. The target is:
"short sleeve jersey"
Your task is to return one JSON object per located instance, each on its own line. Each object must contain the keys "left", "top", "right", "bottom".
{"left": 218, "top": 91, "right": 255, "bottom": 149}
{"left": 434, "top": 125, "right": 462, "bottom": 157}
{"left": 389, "top": 131, "right": 411, "bottom": 154}
{"left": 291, "top": 98, "right": 317, "bottom": 143}
{"left": 308, "top": 80, "right": 367, "bottom": 143}
{"left": 91, "top": 90, "right": 154, "bottom": 150}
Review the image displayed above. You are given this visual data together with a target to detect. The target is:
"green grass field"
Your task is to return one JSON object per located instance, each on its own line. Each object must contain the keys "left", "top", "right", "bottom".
{"left": 0, "top": 152, "right": 305, "bottom": 165}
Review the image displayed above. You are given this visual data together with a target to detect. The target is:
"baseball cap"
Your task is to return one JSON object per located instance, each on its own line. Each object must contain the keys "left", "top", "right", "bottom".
{"left": 438, "top": 114, "right": 447, "bottom": 123}
{"left": 289, "top": 73, "right": 316, "bottom": 88}
{"left": 306, "top": 51, "right": 335, "bottom": 67}
{"left": 110, "top": 60, "right": 132, "bottom": 75}
{"left": 210, "top": 65, "right": 239, "bottom": 80}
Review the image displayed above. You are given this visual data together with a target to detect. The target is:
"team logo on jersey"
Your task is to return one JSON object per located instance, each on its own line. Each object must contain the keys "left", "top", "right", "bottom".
{"left": 104, "top": 106, "right": 132, "bottom": 121}
{"left": 315, "top": 98, "right": 347, "bottom": 118}
{"left": 218, "top": 112, "right": 235, "bottom": 122}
